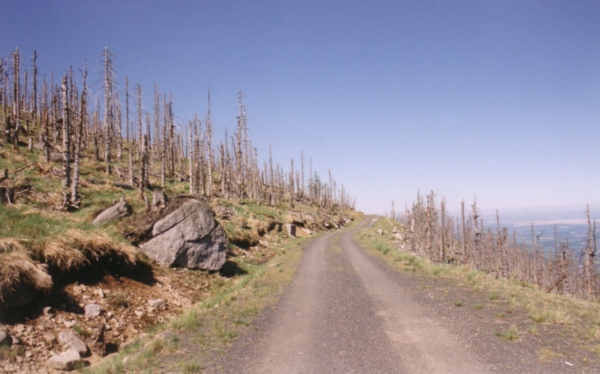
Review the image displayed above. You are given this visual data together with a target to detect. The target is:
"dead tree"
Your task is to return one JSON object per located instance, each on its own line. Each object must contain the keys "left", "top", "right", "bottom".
{"left": 205, "top": 89, "right": 213, "bottom": 197}
{"left": 12, "top": 48, "right": 20, "bottom": 150}
{"left": 153, "top": 84, "right": 161, "bottom": 159}
{"left": 115, "top": 91, "right": 122, "bottom": 160}
{"left": 42, "top": 79, "right": 50, "bottom": 162}
{"left": 584, "top": 205, "right": 596, "bottom": 299}
{"left": 136, "top": 84, "right": 142, "bottom": 155}
{"left": 188, "top": 120, "right": 195, "bottom": 194}
{"left": 125, "top": 77, "right": 130, "bottom": 143}
{"left": 61, "top": 75, "right": 71, "bottom": 189}
{"left": 32, "top": 50, "right": 38, "bottom": 128}
{"left": 128, "top": 147, "right": 134, "bottom": 187}
{"left": 103, "top": 47, "right": 114, "bottom": 175}
{"left": 2, "top": 79, "right": 10, "bottom": 145}
{"left": 497, "top": 210, "right": 509, "bottom": 278}
{"left": 160, "top": 95, "right": 167, "bottom": 188}
{"left": 139, "top": 134, "right": 148, "bottom": 201}
{"left": 70, "top": 66, "right": 86, "bottom": 207}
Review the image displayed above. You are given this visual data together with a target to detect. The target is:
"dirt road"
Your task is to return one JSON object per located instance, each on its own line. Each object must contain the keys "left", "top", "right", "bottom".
{"left": 208, "top": 218, "right": 497, "bottom": 373}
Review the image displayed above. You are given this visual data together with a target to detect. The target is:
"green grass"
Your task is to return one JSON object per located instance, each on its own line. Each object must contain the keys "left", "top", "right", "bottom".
{"left": 489, "top": 291, "right": 500, "bottom": 301}
{"left": 0, "top": 205, "right": 68, "bottom": 243}
{"left": 356, "top": 216, "right": 600, "bottom": 350}
{"left": 495, "top": 325, "right": 519, "bottom": 341}
{"left": 180, "top": 361, "right": 203, "bottom": 373}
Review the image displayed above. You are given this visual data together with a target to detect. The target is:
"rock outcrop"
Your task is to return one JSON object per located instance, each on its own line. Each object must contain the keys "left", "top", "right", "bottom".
{"left": 139, "top": 199, "right": 227, "bottom": 270}
{"left": 92, "top": 197, "right": 132, "bottom": 225}
{"left": 283, "top": 223, "right": 311, "bottom": 238}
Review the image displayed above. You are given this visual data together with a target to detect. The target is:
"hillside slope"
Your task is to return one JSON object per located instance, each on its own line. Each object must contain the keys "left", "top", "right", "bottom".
{"left": 0, "top": 138, "right": 358, "bottom": 372}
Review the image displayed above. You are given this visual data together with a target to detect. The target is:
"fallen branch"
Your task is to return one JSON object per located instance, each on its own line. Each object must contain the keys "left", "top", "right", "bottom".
{"left": 545, "top": 273, "right": 567, "bottom": 293}
{"left": 14, "top": 162, "right": 38, "bottom": 174}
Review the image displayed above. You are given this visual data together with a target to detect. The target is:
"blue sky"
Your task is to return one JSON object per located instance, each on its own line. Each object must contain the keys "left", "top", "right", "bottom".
{"left": 2, "top": 1, "right": 600, "bottom": 217}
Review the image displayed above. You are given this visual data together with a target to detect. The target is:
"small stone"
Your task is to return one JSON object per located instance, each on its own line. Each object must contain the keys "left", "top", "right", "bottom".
{"left": 43, "top": 332, "right": 56, "bottom": 345}
{"left": 11, "top": 335, "right": 22, "bottom": 345}
{"left": 0, "top": 330, "right": 12, "bottom": 347}
{"left": 47, "top": 349, "right": 81, "bottom": 371}
{"left": 84, "top": 304, "right": 102, "bottom": 319}
{"left": 42, "top": 306, "right": 54, "bottom": 315}
{"left": 35, "top": 324, "right": 46, "bottom": 332}
{"left": 148, "top": 298, "right": 166, "bottom": 309}
{"left": 64, "top": 320, "right": 76, "bottom": 328}
{"left": 58, "top": 330, "right": 89, "bottom": 357}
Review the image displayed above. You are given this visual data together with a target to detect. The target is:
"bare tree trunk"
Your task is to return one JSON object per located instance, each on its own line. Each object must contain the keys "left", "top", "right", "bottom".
{"left": 32, "top": 50, "right": 38, "bottom": 129}
{"left": 220, "top": 141, "right": 227, "bottom": 199}
{"left": 128, "top": 147, "right": 134, "bottom": 187}
{"left": 160, "top": 106, "right": 166, "bottom": 188}
{"left": 301, "top": 150, "right": 305, "bottom": 198}
{"left": 205, "top": 89, "right": 213, "bottom": 198}
{"left": 103, "top": 47, "right": 113, "bottom": 175}
{"left": 497, "top": 210, "right": 508, "bottom": 278}
{"left": 584, "top": 205, "right": 596, "bottom": 299}
{"left": 188, "top": 121, "right": 194, "bottom": 194}
{"left": 137, "top": 84, "right": 143, "bottom": 155}
{"left": 71, "top": 68, "right": 86, "bottom": 206}
{"left": 13, "top": 48, "right": 20, "bottom": 150}
{"left": 125, "top": 77, "right": 130, "bottom": 143}
{"left": 139, "top": 134, "right": 148, "bottom": 201}
{"left": 0, "top": 59, "right": 7, "bottom": 145}
{"left": 168, "top": 94, "right": 175, "bottom": 179}
{"left": 440, "top": 198, "right": 446, "bottom": 263}
{"left": 61, "top": 75, "right": 71, "bottom": 189}
{"left": 116, "top": 92, "right": 122, "bottom": 160}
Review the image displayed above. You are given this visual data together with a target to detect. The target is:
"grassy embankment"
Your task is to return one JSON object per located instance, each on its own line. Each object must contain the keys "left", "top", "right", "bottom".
{"left": 0, "top": 128, "right": 359, "bottom": 371}
{"left": 356, "top": 217, "right": 600, "bottom": 358}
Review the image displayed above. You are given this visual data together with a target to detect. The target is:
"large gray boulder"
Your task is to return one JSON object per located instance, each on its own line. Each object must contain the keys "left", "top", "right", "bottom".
{"left": 139, "top": 199, "right": 227, "bottom": 270}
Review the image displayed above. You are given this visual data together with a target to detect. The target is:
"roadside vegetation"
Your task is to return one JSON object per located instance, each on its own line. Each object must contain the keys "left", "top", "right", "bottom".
{"left": 356, "top": 216, "right": 600, "bottom": 362}
{"left": 388, "top": 191, "right": 597, "bottom": 300}
{"left": 86, "top": 235, "right": 311, "bottom": 373}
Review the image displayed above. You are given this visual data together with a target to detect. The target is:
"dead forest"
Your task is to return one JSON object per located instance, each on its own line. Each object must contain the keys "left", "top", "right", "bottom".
{"left": 0, "top": 47, "right": 355, "bottom": 211}
{"left": 393, "top": 191, "right": 598, "bottom": 301}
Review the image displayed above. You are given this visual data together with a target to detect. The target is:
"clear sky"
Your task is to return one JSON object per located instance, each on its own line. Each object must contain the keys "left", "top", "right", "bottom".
{"left": 2, "top": 0, "right": 599, "bottom": 217}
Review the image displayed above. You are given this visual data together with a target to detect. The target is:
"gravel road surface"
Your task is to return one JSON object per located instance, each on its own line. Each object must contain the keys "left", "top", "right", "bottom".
{"left": 208, "top": 219, "right": 492, "bottom": 373}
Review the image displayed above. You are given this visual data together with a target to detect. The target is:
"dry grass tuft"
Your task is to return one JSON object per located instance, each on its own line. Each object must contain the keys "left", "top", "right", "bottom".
{"left": 0, "top": 250, "right": 53, "bottom": 303}
{"left": 37, "top": 229, "right": 138, "bottom": 273}
{"left": 0, "top": 239, "right": 26, "bottom": 254}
